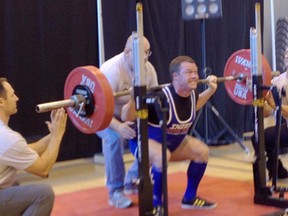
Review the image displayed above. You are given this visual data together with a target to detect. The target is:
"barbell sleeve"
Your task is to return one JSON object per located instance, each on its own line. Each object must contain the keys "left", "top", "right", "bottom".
{"left": 112, "top": 90, "right": 132, "bottom": 97}
{"left": 197, "top": 75, "right": 237, "bottom": 84}
{"left": 36, "top": 95, "right": 86, "bottom": 113}
{"left": 36, "top": 99, "right": 75, "bottom": 113}
{"left": 271, "top": 70, "right": 280, "bottom": 77}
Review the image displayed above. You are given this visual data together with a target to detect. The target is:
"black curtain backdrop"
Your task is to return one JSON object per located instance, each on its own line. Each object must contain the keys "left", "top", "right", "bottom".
{"left": 0, "top": 0, "right": 101, "bottom": 160}
{"left": 0, "top": 0, "right": 263, "bottom": 160}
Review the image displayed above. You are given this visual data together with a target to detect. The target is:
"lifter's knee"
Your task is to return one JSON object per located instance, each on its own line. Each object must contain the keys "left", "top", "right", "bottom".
{"left": 200, "top": 145, "right": 210, "bottom": 163}
{"left": 153, "top": 151, "right": 171, "bottom": 170}
{"left": 196, "top": 144, "right": 210, "bottom": 163}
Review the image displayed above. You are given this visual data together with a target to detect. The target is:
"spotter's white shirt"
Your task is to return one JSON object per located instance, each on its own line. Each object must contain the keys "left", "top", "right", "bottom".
{"left": 271, "top": 72, "right": 288, "bottom": 125}
{"left": 100, "top": 52, "right": 158, "bottom": 120}
{"left": 0, "top": 120, "right": 38, "bottom": 188}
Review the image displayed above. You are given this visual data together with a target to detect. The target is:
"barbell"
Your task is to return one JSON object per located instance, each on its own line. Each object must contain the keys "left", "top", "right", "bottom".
{"left": 35, "top": 49, "right": 279, "bottom": 134}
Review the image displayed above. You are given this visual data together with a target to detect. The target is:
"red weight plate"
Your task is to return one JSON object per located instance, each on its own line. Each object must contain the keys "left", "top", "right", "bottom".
{"left": 64, "top": 66, "right": 114, "bottom": 134}
{"left": 224, "top": 49, "right": 271, "bottom": 105}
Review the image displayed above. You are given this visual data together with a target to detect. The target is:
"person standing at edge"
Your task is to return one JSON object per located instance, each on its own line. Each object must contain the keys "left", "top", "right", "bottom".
{"left": 0, "top": 77, "right": 67, "bottom": 216}
{"left": 96, "top": 33, "right": 158, "bottom": 208}
{"left": 260, "top": 47, "right": 288, "bottom": 179}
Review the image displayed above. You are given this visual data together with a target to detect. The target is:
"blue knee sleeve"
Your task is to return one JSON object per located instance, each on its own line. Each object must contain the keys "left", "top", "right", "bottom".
{"left": 183, "top": 161, "right": 207, "bottom": 200}
{"left": 151, "top": 165, "right": 163, "bottom": 207}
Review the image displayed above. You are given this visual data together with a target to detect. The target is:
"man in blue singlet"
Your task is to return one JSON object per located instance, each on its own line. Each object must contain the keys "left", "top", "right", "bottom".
{"left": 121, "top": 55, "right": 218, "bottom": 211}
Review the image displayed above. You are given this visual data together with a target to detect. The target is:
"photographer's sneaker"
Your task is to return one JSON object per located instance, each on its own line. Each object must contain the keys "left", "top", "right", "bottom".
{"left": 124, "top": 182, "right": 138, "bottom": 195}
{"left": 181, "top": 196, "right": 217, "bottom": 210}
{"left": 108, "top": 190, "right": 133, "bottom": 208}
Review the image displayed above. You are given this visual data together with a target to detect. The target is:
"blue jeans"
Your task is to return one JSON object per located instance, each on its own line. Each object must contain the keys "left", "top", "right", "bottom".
{"left": 97, "top": 127, "right": 138, "bottom": 195}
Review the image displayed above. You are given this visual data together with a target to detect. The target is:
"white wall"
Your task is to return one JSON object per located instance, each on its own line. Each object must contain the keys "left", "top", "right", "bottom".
{"left": 264, "top": 0, "right": 288, "bottom": 71}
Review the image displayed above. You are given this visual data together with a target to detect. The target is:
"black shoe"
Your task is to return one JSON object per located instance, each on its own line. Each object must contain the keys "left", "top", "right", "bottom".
{"left": 153, "top": 206, "right": 163, "bottom": 216}
{"left": 268, "top": 160, "right": 288, "bottom": 179}
{"left": 181, "top": 197, "right": 217, "bottom": 210}
{"left": 278, "top": 160, "right": 288, "bottom": 179}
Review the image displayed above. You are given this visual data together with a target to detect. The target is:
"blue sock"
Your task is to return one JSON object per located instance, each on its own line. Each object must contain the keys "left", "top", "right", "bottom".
{"left": 183, "top": 161, "right": 207, "bottom": 201}
{"left": 151, "top": 165, "right": 163, "bottom": 206}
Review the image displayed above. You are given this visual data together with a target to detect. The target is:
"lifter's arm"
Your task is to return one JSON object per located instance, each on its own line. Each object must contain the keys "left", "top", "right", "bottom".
{"left": 196, "top": 75, "right": 218, "bottom": 110}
